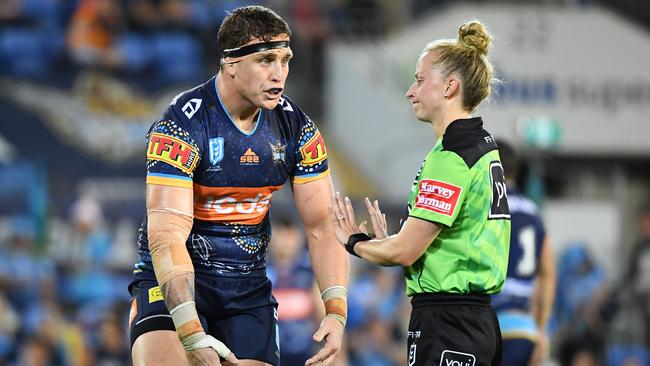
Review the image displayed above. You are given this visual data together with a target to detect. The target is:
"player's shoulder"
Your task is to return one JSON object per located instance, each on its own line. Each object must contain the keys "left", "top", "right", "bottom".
{"left": 507, "top": 189, "right": 539, "bottom": 215}
{"left": 161, "top": 79, "right": 213, "bottom": 127}
{"left": 270, "top": 95, "right": 312, "bottom": 126}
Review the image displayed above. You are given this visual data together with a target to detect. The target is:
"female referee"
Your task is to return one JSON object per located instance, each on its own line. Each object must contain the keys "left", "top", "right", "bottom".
{"left": 330, "top": 20, "right": 511, "bottom": 366}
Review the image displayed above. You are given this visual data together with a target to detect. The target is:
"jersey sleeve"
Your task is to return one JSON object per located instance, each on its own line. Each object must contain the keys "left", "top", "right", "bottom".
{"left": 290, "top": 112, "right": 330, "bottom": 184}
{"left": 409, "top": 151, "right": 470, "bottom": 227}
{"left": 145, "top": 107, "right": 202, "bottom": 189}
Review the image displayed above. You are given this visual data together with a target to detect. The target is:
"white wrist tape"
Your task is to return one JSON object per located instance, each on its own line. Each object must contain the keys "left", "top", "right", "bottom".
{"left": 169, "top": 301, "right": 203, "bottom": 341}
{"left": 321, "top": 285, "right": 348, "bottom": 327}
{"left": 321, "top": 285, "right": 348, "bottom": 302}
{"left": 181, "top": 332, "right": 233, "bottom": 359}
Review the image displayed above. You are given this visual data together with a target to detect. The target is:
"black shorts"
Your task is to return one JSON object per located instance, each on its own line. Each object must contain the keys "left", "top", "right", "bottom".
{"left": 407, "top": 293, "right": 502, "bottom": 366}
{"left": 128, "top": 269, "right": 280, "bottom": 365}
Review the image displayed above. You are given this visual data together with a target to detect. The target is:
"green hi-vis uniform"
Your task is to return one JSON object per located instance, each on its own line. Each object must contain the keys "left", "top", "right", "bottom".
{"left": 405, "top": 117, "right": 511, "bottom": 296}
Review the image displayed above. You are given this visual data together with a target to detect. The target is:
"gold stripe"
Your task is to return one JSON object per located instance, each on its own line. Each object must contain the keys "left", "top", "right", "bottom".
{"left": 501, "top": 331, "right": 538, "bottom": 341}
{"left": 292, "top": 168, "right": 331, "bottom": 184}
{"left": 147, "top": 175, "right": 193, "bottom": 188}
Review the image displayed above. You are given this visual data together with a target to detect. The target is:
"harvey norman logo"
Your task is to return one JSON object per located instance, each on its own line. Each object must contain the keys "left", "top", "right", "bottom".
{"left": 415, "top": 179, "right": 462, "bottom": 217}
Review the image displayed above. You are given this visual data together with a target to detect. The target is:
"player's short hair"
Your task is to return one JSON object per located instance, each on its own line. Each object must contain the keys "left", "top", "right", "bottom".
{"left": 217, "top": 6, "right": 291, "bottom": 62}
{"left": 495, "top": 139, "right": 519, "bottom": 182}
{"left": 422, "top": 20, "right": 496, "bottom": 112}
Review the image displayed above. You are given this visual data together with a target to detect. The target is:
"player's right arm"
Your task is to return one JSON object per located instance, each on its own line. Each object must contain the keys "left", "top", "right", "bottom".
{"left": 533, "top": 236, "right": 556, "bottom": 329}
{"left": 529, "top": 235, "right": 555, "bottom": 366}
{"left": 145, "top": 112, "right": 237, "bottom": 365}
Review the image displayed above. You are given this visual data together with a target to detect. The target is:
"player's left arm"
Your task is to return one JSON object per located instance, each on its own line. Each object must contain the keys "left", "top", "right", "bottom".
{"left": 293, "top": 176, "right": 349, "bottom": 366}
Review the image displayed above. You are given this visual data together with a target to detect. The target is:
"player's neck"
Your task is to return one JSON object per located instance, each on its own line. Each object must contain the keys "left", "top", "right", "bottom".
{"left": 216, "top": 73, "right": 260, "bottom": 133}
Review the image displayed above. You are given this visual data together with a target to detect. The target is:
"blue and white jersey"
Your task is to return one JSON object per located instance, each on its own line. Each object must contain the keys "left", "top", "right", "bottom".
{"left": 492, "top": 187, "right": 546, "bottom": 313}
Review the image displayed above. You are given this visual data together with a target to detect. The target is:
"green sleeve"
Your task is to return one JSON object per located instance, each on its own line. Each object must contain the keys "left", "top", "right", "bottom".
{"left": 409, "top": 151, "right": 470, "bottom": 227}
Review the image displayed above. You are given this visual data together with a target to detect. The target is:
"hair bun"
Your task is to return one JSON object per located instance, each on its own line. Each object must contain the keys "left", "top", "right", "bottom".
{"left": 458, "top": 20, "right": 491, "bottom": 55}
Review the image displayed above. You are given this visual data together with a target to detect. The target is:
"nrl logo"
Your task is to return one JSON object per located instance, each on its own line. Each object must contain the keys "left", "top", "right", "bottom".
{"left": 269, "top": 140, "right": 286, "bottom": 165}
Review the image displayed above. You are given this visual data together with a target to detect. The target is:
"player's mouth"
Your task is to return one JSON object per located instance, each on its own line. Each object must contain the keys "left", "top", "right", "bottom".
{"left": 264, "top": 88, "right": 283, "bottom": 98}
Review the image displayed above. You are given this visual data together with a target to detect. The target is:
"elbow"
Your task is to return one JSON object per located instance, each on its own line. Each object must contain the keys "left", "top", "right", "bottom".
{"left": 393, "top": 251, "right": 420, "bottom": 267}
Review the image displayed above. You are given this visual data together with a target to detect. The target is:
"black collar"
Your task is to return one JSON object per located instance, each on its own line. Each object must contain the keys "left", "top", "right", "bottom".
{"left": 444, "top": 117, "right": 484, "bottom": 136}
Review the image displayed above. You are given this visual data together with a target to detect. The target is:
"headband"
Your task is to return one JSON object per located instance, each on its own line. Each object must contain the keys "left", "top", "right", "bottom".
{"left": 222, "top": 40, "right": 290, "bottom": 59}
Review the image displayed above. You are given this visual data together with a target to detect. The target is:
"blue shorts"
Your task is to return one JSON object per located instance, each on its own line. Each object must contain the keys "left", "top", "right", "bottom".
{"left": 496, "top": 311, "right": 537, "bottom": 366}
{"left": 128, "top": 269, "right": 280, "bottom": 365}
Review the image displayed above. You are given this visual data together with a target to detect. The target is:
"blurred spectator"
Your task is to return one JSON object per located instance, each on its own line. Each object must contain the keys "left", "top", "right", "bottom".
{"left": 267, "top": 215, "right": 320, "bottom": 365}
{"left": 0, "top": 216, "right": 55, "bottom": 312}
{"left": 66, "top": 0, "right": 125, "bottom": 70}
{"left": 88, "top": 312, "right": 130, "bottom": 366}
{"left": 554, "top": 244, "right": 612, "bottom": 366}
{"left": 0, "top": 295, "right": 20, "bottom": 362}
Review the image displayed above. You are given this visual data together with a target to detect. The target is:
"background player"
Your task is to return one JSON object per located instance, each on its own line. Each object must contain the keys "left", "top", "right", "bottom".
{"left": 127, "top": 6, "right": 349, "bottom": 366}
{"left": 492, "top": 140, "right": 556, "bottom": 366}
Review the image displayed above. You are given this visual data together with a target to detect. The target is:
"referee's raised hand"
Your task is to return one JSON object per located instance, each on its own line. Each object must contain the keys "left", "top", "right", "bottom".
{"left": 329, "top": 192, "right": 362, "bottom": 245}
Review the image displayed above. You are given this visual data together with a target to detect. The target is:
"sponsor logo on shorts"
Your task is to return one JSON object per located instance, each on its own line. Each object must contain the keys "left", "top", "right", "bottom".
{"left": 128, "top": 299, "right": 137, "bottom": 328}
{"left": 240, "top": 147, "right": 260, "bottom": 165}
{"left": 415, "top": 179, "right": 462, "bottom": 217}
{"left": 440, "top": 350, "right": 476, "bottom": 366}
{"left": 148, "top": 286, "right": 164, "bottom": 303}
{"left": 299, "top": 131, "right": 327, "bottom": 166}
{"left": 147, "top": 133, "right": 199, "bottom": 173}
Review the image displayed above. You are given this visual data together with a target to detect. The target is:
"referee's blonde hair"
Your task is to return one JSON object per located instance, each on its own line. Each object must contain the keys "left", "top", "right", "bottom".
{"left": 423, "top": 20, "right": 495, "bottom": 112}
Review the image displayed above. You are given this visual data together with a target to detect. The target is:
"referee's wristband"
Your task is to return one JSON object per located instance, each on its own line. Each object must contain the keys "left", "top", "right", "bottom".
{"left": 345, "top": 233, "right": 372, "bottom": 257}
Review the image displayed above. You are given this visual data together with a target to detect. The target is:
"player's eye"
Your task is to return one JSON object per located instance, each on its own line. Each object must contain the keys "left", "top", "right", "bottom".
{"left": 260, "top": 57, "right": 272, "bottom": 64}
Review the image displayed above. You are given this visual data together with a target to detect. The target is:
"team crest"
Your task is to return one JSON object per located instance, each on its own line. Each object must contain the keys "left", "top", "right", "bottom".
{"left": 209, "top": 138, "right": 224, "bottom": 165}
{"left": 269, "top": 140, "right": 286, "bottom": 165}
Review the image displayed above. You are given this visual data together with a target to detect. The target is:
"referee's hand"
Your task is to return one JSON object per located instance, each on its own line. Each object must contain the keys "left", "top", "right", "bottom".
{"left": 363, "top": 197, "right": 388, "bottom": 239}
{"left": 305, "top": 316, "right": 344, "bottom": 366}
{"left": 329, "top": 192, "right": 362, "bottom": 245}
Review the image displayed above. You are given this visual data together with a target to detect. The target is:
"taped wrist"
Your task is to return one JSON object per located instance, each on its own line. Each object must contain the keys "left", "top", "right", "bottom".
{"left": 147, "top": 209, "right": 194, "bottom": 287}
{"left": 345, "top": 233, "right": 372, "bottom": 257}
{"left": 322, "top": 285, "right": 348, "bottom": 327}
{"left": 170, "top": 301, "right": 204, "bottom": 346}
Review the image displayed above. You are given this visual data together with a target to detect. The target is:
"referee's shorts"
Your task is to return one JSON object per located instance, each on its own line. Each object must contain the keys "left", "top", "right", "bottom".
{"left": 407, "top": 293, "right": 502, "bottom": 366}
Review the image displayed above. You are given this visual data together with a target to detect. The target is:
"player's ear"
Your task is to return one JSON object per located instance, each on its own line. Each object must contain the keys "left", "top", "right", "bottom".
{"left": 223, "top": 62, "right": 237, "bottom": 78}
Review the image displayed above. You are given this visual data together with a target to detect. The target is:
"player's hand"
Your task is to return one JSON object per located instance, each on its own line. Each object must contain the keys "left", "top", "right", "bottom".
{"left": 363, "top": 197, "right": 388, "bottom": 239}
{"left": 329, "top": 192, "right": 362, "bottom": 245}
{"left": 528, "top": 332, "right": 549, "bottom": 366}
{"left": 305, "top": 315, "right": 345, "bottom": 366}
{"left": 184, "top": 333, "right": 239, "bottom": 366}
